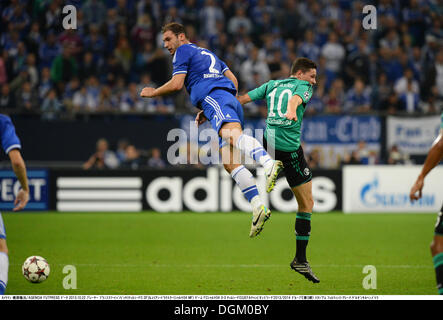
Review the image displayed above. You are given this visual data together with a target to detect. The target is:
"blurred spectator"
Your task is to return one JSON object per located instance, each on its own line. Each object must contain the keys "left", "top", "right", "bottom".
{"left": 116, "top": 139, "right": 129, "bottom": 163}
{"left": 399, "top": 80, "right": 420, "bottom": 113}
{"left": 0, "top": 84, "right": 15, "bottom": 110}
{"left": 135, "top": 42, "right": 155, "bottom": 71}
{"left": 72, "top": 86, "right": 90, "bottom": 112}
{"left": 372, "top": 73, "right": 392, "bottom": 109}
{"left": 115, "top": 0, "right": 137, "bottom": 28}
{"left": 131, "top": 14, "right": 156, "bottom": 51}
{"left": 83, "top": 24, "right": 106, "bottom": 65}
{"left": 227, "top": 5, "right": 252, "bottom": 36}
{"left": 50, "top": 46, "right": 78, "bottom": 85}
{"left": 0, "top": 51, "right": 8, "bottom": 85}
{"left": 82, "top": 0, "right": 107, "bottom": 26}
{"left": 16, "top": 81, "right": 38, "bottom": 113}
{"left": 147, "top": 148, "right": 166, "bottom": 168}
{"left": 298, "top": 30, "right": 320, "bottom": 63}
{"left": 25, "top": 53, "right": 38, "bottom": 89}
{"left": 58, "top": 29, "right": 83, "bottom": 58}
{"left": 38, "top": 31, "right": 61, "bottom": 69}
{"left": 114, "top": 38, "right": 133, "bottom": 75}
{"left": 120, "top": 144, "right": 142, "bottom": 169}
{"left": 344, "top": 79, "right": 371, "bottom": 113}
{"left": 324, "top": 88, "right": 342, "bottom": 114}
{"left": 420, "top": 86, "right": 443, "bottom": 113}
{"left": 199, "top": 0, "right": 225, "bottom": 38}
{"left": 340, "top": 150, "right": 361, "bottom": 166}
{"left": 344, "top": 39, "right": 370, "bottom": 86}
{"left": 387, "top": 145, "right": 410, "bottom": 165}
{"left": 41, "top": 89, "right": 63, "bottom": 120}
{"left": 356, "top": 141, "right": 370, "bottom": 165}
{"left": 79, "top": 51, "right": 100, "bottom": 82}
{"left": 45, "top": 0, "right": 62, "bottom": 30}
{"left": 320, "top": 32, "right": 345, "bottom": 76}
{"left": 240, "top": 46, "right": 270, "bottom": 90}
{"left": 394, "top": 68, "right": 419, "bottom": 96}
{"left": 38, "top": 67, "right": 52, "bottom": 101}
{"left": 120, "top": 82, "right": 139, "bottom": 112}
{"left": 25, "top": 22, "right": 42, "bottom": 55}
{"left": 97, "top": 85, "right": 118, "bottom": 111}
{"left": 83, "top": 138, "right": 119, "bottom": 170}
{"left": 180, "top": 0, "right": 200, "bottom": 29}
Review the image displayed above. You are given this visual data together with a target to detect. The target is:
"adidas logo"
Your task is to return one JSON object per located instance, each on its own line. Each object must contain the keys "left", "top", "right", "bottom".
{"left": 226, "top": 113, "right": 231, "bottom": 118}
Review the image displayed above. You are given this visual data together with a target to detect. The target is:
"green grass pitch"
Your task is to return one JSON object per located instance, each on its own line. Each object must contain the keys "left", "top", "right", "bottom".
{"left": 2, "top": 211, "right": 439, "bottom": 295}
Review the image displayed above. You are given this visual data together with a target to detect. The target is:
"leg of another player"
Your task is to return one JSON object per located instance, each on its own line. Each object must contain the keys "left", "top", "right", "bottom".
{"left": 0, "top": 238, "right": 8, "bottom": 295}
{"left": 219, "top": 122, "right": 275, "bottom": 175}
{"left": 221, "top": 144, "right": 262, "bottom": 210}
{"left": 289, "top": 181, "right": 319, "bottom": 283}
{"left": 220, "top": 144, "right": 270, "bottom": 237}
{"left": 431, "top": 213, "right": 443, "bottom": 295}
{"left": 292, "top": 181, "right": 314, "bottom": 263}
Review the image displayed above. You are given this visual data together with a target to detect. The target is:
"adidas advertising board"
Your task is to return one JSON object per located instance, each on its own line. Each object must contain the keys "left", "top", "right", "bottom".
{"left": 52, "top": 168, "right": 341, "bottom": 212}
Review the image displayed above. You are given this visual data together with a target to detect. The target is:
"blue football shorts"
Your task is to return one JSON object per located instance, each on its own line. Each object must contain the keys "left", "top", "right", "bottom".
{"left": 200, "top": 89, "right": 244, "bottom": 148}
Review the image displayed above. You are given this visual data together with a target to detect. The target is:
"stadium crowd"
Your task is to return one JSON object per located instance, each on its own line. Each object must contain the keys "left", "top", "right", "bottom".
{"left": 1, "top": 0, "right": 442, "bottom": 169}
{"left": 0, "top": 0, "right": 442, "bottom": 118}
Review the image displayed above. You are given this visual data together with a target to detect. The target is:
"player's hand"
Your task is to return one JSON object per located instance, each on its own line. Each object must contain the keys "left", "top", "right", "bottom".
{"left": 140, "top": 87, "right": 156, "bottom": 98}
{"left": 13, "top": 189, "right": 29, "bottom": 212}
{"left": 195, "top": 110, "right": 207, "bottom": 126}
{"left": 284, "top": 111, "right": 298, "bottom": 122}
{"left": 409, "top": 176, "right": 424, "bottom": 201}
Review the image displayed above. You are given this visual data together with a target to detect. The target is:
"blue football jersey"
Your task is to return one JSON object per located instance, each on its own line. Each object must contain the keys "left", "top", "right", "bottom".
{"left": 172, "top": 44, "right": 237, "bottom": 106}
{"left": 0, "top": 114, "right": 21, "bottom": 154}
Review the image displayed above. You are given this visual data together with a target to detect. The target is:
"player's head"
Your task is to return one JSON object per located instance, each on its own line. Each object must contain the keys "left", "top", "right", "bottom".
{"left": 290, "top": 58, "right": 317, "bottom": 85}
{"left": 161, "top": 22, "right": 188, "bottom": 55}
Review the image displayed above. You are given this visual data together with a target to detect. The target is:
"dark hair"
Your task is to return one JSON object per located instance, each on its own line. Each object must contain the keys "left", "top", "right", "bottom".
{"left": 161, "top": 22, "right": 187, "bottom": 37}
{"left": 291, "top": 57, "right": 317, "bottom": 75}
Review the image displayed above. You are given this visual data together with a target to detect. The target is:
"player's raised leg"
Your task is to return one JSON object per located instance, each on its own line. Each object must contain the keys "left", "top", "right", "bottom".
{"left": 289, "top": 181, "right": 319, "bottom": 283}
{"left": 0, "top": 214, "right": 9, "bottom": 295}
{"left": 220, "top": 144, "right": 271, "bottom": 237}
{"left": 431, "top": 208, "right": 443, "bottom": 295}
{"left": 219, "top": 122, "right": 282, "bottom": 192}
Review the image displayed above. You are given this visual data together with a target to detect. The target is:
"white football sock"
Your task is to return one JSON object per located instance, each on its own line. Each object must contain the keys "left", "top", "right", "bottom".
{"left": 236, "top": 134, "right": 274, "bottom": 175}
{"left": 0, "top": 252, "right": 8, "bottom": 294}
{"left": 231, "top": 165, "right": 262, "bottom": 209}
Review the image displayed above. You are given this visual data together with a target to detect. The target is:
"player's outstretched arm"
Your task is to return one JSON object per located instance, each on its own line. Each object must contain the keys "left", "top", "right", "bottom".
{"left": 140, "top": 74, "right": 186, "bottom": 98}
{"left": 223, "top": 69, "right": 238, "bottom": 93}
{"left": 8, "top": 149, "right": 29, "bottom": 211}
{"left": 410, "top": 130, "right": 443, "bottom": 201}
{"left": 237, "top": 93, "right": 252, "bottom": 105}
{"left": 285, "top": 95, "right": 303, "bottom": 121}
{"left": 195, "top": 110, "right": 207, "bottom": 127}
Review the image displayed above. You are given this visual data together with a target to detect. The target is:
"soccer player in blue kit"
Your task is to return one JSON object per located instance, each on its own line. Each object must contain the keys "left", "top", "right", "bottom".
{"left": 140, "top": 23, "right": 283, "bottom": 237}
{"left": 0, "top": 114, "right": 30, "bottom": 294}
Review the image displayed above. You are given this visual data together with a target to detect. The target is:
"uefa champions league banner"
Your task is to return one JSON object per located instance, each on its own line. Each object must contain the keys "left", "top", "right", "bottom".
{"left": 51, "top": 168, "right": 342, "bottom": 213}
{"left": 386, "top": 116, "right": 441, "bottom": 155}
{"left": 301, "top": 115, "right": 382, "bottom": 168}
{"left": 343, "top": 165, "right": 443, "bottom": 213}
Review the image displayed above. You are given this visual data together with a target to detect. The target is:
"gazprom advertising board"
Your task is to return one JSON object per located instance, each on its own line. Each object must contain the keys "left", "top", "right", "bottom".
{"left": 343, "top": 165, "right": 443, "bottom": 213}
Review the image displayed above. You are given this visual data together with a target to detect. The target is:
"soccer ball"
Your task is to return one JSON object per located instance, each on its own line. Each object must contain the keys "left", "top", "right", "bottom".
{"left": 22, "top": 256, "right": 50, "bottom": 283}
